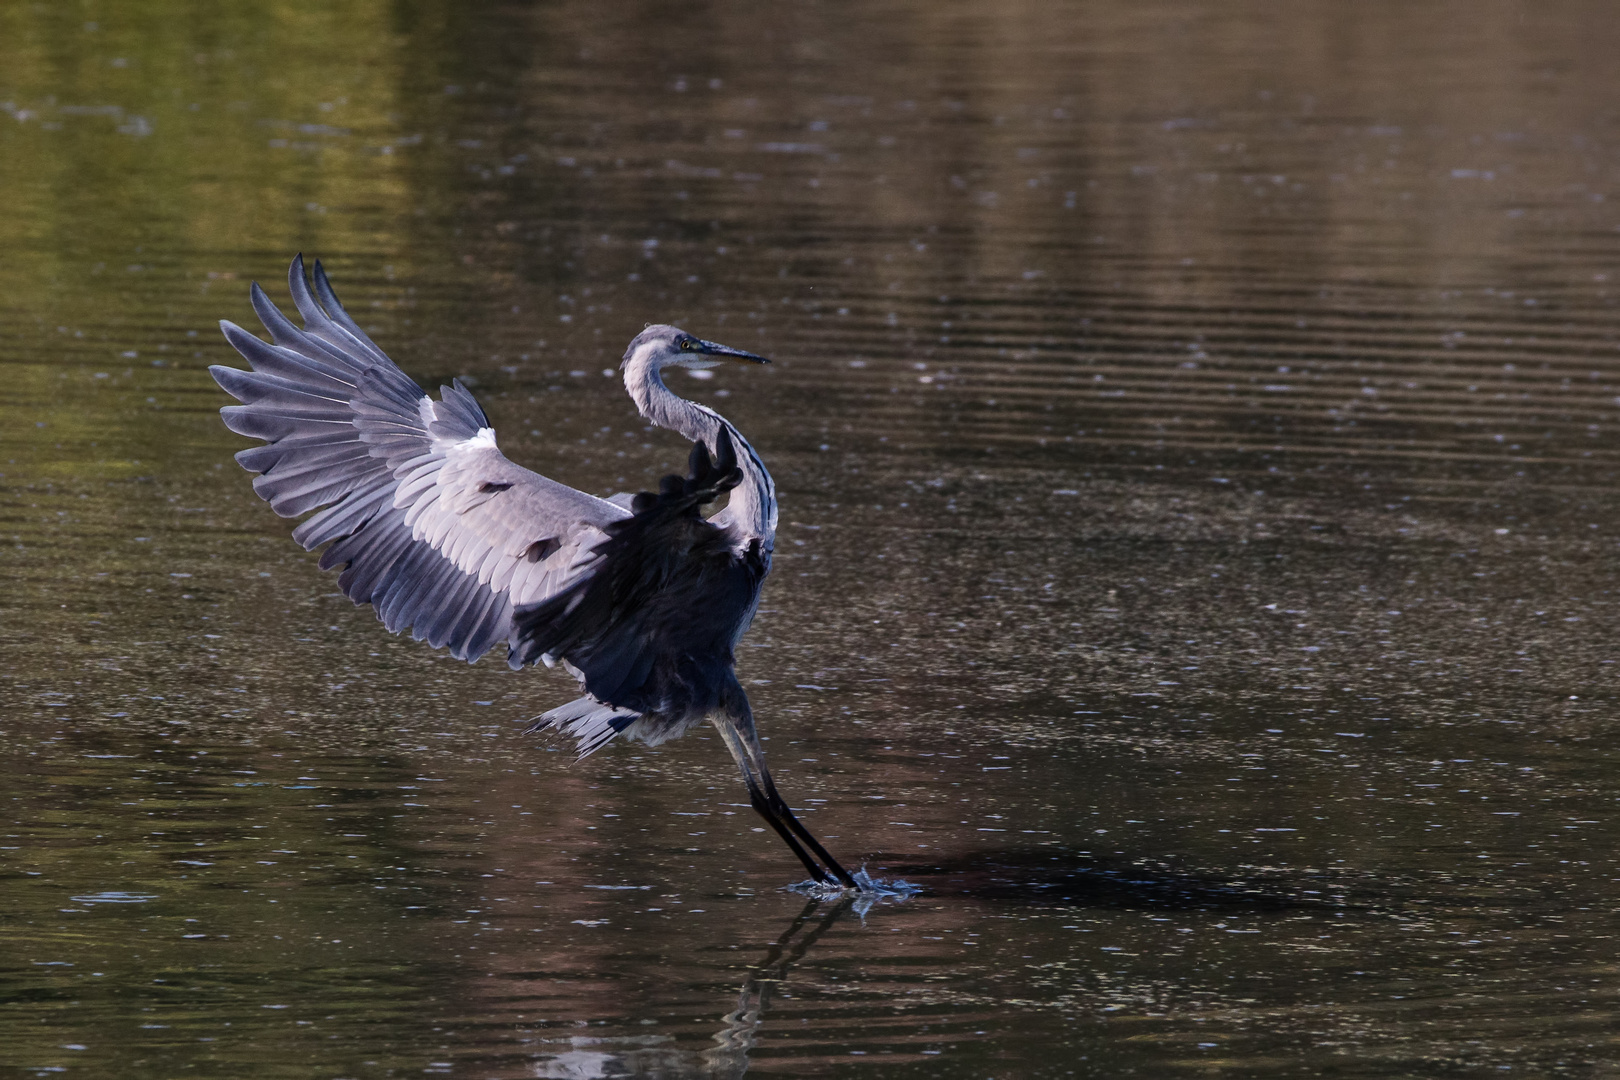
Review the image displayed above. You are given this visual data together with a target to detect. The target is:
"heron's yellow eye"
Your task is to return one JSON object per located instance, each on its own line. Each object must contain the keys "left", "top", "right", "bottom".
{"left": 680, "top": 337, "right": 697, "bottom": 351}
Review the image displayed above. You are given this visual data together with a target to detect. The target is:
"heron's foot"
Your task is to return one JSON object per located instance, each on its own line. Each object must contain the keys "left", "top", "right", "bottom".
{"left": 785, "top": 866, "right": 921, "bottom": 902}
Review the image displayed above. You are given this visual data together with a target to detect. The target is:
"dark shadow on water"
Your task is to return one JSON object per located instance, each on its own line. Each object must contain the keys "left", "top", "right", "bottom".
{"left": 876, "top": 847, "right": 1393, "bottom": 913}
{"left": 878, "top": 847, "right": 1553, "bottom": 920}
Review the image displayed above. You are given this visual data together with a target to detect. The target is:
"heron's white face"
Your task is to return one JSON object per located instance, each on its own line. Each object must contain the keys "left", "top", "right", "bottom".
{"left": 671, "top": 352, "right": 722, "bottom": 371}
{"left": 624, "top": 339, "right": 712, "bottom": 374}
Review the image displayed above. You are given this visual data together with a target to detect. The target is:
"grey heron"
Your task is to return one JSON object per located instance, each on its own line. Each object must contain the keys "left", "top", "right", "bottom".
{"left": 210, "top": 255, "right": 857, "bottom": 890}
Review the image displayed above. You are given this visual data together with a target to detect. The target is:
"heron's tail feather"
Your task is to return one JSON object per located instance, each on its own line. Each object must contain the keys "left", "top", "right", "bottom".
{"left": 526, "top": 695, "right": 640, "bottom": 758}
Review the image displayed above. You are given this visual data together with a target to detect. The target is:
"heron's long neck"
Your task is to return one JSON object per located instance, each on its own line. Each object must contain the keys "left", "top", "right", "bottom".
{"left": 628, "top": 365, "right": 777, "bottom": 547}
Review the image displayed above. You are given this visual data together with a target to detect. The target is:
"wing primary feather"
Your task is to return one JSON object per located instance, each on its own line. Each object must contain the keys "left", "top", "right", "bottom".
{"left": 243, "top": 440, "right": 372, "bottom": 483}
{"left": 292, "top": 480, "right": 394, "bottom": 548}
{"left": 329, "top": 510, "right": 415, "bottom": 596}
{"left": 285, "top": 254, "right": 348, "bottom": 349}
{"left": 354, "top": 374, "right": 426, "bottom": 414}
{"left": 232, "top": 428, "right": 363, "bottom": 473}
{"left": 211, "top": 366, "right": 351, "bottom": 413}
{"left": 219, "top": 405, "right": 346, "bottom": 442}
{"left": 216, "top": 325, "right": 356, "bottom": 392}
{"left": 310, "top": 258, "right": 392, "bottom": 366}
{"left": 246, "top": 285, "right": 370, "bottom": 377}
{"left": 221, "top": 312, "right": 360, "bottom": 387}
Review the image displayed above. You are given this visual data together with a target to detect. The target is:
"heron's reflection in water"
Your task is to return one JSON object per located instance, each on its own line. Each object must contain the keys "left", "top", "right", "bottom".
{"left": 531, "top": 897, "right": 856, "bottom": 1079}
{"left": 702, "top": 897, "right": 853, "bottom": 1075}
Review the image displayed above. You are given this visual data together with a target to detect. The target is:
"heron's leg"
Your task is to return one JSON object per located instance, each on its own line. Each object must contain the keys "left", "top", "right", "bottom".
{"left": 714, "top": 718, "right": 834, "bottom": 885}
{"left": 751, "top": 765, "right": 858, "bottom": 890}
{"left": 712, "top": 705, "right": 858, "bottom": 890}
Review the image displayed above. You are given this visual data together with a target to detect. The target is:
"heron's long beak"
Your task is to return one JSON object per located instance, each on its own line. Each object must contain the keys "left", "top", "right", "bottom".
{"left": 695, "top": 338, "right": 771, "bottom": 364}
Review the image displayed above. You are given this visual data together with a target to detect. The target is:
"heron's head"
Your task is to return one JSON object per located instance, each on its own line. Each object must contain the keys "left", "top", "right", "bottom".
{"left": 621, "top": 324, "right": 770, "bottom": 377}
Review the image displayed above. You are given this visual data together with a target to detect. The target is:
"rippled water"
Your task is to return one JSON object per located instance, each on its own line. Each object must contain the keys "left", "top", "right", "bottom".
{"left": 5, "top": 2, "right": 1620, "bottom": 1076}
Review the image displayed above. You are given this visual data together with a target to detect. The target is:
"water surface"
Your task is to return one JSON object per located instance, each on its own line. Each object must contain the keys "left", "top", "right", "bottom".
{"left": 4, "top": 2, "right": 1620, "bottom": 1076}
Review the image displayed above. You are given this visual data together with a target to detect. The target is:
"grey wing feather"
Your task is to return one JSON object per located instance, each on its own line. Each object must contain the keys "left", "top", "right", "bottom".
{"left": 211, "top": 255, "right": 629, "bottom": 664}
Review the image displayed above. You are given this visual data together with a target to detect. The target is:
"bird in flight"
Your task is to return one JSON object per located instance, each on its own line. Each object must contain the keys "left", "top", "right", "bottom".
{"left": 211, "top": 255, "right": 857, "bottom": 890}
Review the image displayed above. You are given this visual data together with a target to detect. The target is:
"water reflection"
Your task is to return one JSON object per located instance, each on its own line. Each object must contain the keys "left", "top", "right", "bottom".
{"left": 524, "top": 898, "right": 855, "bottom": 1079}
{"left": 702, "top": 899, "right": 851, "bottom": 1076}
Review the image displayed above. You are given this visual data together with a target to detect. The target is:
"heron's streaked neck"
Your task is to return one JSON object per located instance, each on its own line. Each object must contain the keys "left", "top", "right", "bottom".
{"left": 626, "top": 362, "right": 777, "bottom": 546}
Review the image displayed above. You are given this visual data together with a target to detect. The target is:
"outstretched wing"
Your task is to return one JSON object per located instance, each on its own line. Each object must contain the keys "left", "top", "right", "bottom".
{"left": 210, "top": 255, "right": 630, "bottom": 665}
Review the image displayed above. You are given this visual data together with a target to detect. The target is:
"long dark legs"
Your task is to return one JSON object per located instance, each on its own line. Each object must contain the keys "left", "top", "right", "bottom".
{"left": 713, "top": 688, "right": 857, "bottom": 889}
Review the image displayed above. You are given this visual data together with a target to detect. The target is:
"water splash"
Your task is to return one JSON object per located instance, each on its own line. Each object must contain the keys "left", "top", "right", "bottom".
{"left": 786, "top": 868, "right": 921, "bottom": 915}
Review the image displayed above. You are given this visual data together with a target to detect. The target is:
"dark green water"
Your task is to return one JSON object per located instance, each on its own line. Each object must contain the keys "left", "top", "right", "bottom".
{"left": 5, "top": 2, "right": 1620, "bottom": 1076}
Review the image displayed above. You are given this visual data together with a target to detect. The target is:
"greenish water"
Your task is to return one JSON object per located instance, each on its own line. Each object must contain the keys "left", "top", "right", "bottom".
{"left": 5, "top": 2, "right": 1620, "bottom": 1076}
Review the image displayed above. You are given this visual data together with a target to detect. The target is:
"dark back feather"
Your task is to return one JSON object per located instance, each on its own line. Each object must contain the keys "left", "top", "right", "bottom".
{"left": 512, "top": 429, "right": 764, "bottom": 723}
